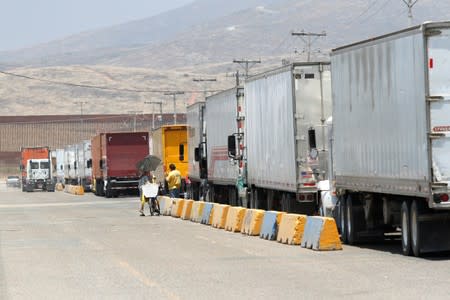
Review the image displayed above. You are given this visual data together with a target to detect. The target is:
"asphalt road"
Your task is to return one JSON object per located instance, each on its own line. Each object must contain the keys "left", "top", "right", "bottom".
{"left": 1, "top": 184, "right": 450, "bottom": 299}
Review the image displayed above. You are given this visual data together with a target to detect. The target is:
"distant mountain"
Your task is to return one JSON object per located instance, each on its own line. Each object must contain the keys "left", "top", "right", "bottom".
{"left": 1, "top": 0, "right": 448, "bottom": 70}
{"left": 0, "top": 0, "right": 449, "bottom": 116}
{"left": 0, "top": 0, "right": 276, "bottom": 67}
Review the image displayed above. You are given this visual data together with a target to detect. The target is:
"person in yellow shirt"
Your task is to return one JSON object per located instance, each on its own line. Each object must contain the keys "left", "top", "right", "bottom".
{"left": 166, "top": 163, "right": 181, "bottom": 198}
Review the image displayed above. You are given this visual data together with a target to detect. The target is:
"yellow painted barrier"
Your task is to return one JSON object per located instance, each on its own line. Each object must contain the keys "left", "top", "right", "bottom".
{"left": 211, "top": 204, "right": 230, "bottom": 229}
{"left": 276, "top": 213, "right": 307, "bottom": 245}
{"left": 190, "top": 201, "right": 206, "bottom": 223}
{"left": 170, "top": 198, "right": 185, "bottom": 218}
{"left": 241, "top": 209, "right": 265, "bottom": 236}
{"left": 301, "top": 216, "right": 343, "bottom": 251}
{"left": 64, "top": 185, "right": 84, "bottom": 196}
{"left": 181, "top": 199, "right": 194, "bottom": 220}
{"left": 224, "top": 207, "right": 247, "bottom": 232}
{"left": 158, "top": 196, "right": 173, "bottom": 216}
{"left": 55, "top": 183, "right": 64, "bottom": 191}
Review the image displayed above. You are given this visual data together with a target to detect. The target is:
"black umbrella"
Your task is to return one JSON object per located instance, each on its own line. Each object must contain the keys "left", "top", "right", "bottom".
{"left": 136, "top": 155, "right": 161, "bottom": 173}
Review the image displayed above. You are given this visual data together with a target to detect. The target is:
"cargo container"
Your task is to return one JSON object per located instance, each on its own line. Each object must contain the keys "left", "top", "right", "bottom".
{"left": 91, "top": 132, "right": 149, "bottom": 197}
{"left": 20, "top": 146, "right": 55, "bottom": 192}
{"left": 53, "top": 149, "right": 65, "bottom": 184}
{"left": 331, "top": 21, "right": 450, "bottom": 256}
{"left": 76, "top": 140, "right": 92, "bottom": 192}
{"left": 152, "top": 125, "right": 188, "bottom": 194}
{"left": 64, "top": 144, "right": 77, "bottom": 184}
{"left": 186, "top": 101, "right": 207, "bottom": 200}
{"left": 205, "top": 88, "right": 242, "bottom": 205}
{"left": 232, "top": 62, "right": 332, "bottom": 214}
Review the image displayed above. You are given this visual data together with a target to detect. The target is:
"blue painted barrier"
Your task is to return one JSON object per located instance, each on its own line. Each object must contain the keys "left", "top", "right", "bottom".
{"left": 200, "top": 202, "right": 214, "bottom": 225}
{"left": 259, "top": 211, "right": 284, "bottom": 240}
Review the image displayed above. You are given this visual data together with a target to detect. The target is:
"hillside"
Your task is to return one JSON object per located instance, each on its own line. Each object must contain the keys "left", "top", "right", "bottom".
{"left": 0, "top": 0, "right": 449, "bottom": 116}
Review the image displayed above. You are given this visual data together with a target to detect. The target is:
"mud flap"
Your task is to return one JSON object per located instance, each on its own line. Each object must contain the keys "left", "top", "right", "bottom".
{"left": 419, "top": 213, "right": 450, "bottom": 253}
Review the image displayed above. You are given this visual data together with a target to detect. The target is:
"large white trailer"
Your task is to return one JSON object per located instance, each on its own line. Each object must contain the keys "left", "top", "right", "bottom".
{"left": 186, "top": 101, "right": 207, "bottom": 200}
{"left": 331, "top": 21, "right": 450, "bottom": 256}
{"left": 206, "top": 88, "right": 241, "bottom": 206}
{"left": 241, "top": 62, "right": 332, "bottom": 214}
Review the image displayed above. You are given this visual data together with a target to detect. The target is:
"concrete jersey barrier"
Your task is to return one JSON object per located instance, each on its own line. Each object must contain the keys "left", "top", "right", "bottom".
{"left": 224, "top": 207, "right": 247, "bottom": 232}
{"left": 190, "top": 201, "right": 206, "bottom": 223}
{"left": 201, "top": 203, "right": 214, "bottom": 225}
{"left": 241, "top": 209, "right": 265, "bottom": 236}
{"left": 260, "top": 211, "right": 284, "bottom": 240}
{"left": 181, "top": 199, "right": 194, "bottom": 220}
{"left": 276, "top": 213, "right": 307, "bottom": 245}
{"left": 171, "top": 198, "right": 185, "bottom": 218}
{"left": 211, "top": 204, "right": 230, "bottom": 229}
{"left": 301, "top": 216, "right": 343, "bottom": 251}
{"left": 158, "top": 196, "right": 173, "bottom": 216}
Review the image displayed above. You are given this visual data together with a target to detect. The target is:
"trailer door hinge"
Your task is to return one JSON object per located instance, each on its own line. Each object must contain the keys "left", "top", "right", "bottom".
{"left": 429, "top": 133, "right": 446, "bottom": 139}
{"left": 427, "top": 96, "right": 444, "bottom": 102}
{"left": 425, "top": 29, "right": 442, "bottom": 37}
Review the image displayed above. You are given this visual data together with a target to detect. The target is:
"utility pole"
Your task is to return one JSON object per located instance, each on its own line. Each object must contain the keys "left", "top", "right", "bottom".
{"left": 291, "top": 30, "right": 326, "bottom": 62}
{"left": 193, "top": 78, "right": 217, "bottom": 100}
{"left": 402, "top": 0, "right": 419, "bottom": 26}
{"left": 232, "top": 59, "right": 261, "bottom": 78}
{"left": 164, "top": 92, "right": 185, "bottom": 125}
{"left": 127, "top": 111, "right": 142, "bottom": 132}
{"left": 74, "top": 101, "right": 87, "bottom": 139}
{"left": 144, "top": 101, "right": 163, "bottom": 130}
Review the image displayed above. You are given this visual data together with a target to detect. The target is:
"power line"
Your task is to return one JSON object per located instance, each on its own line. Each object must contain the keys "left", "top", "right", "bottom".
{"left": 0, "top": 70, "right": 224, "bottom": 94}
{"left": 291, "top": 31, "right": 327, "bottom": 62}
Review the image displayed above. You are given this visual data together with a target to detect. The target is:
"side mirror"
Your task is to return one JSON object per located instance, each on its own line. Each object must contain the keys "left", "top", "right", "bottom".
{"left": 87, "top": 159, "right": 92, "bottom": 168}
{"left": 200, "top": 158, "right": 207, "bottom": 179}
{"left": 179, "top": 144, "right": 185, "bottom": 161}
{"left": 194, "top": 147, "right": 200, "bottom": 162}
{"left": 308, "top": 127, "right": 317, "bottom": 150}
{"left": 228, "top": 135, "right": 237, "bottom": 158}
{"left": 74, "top": 162, "right": 78, "bottom": 170}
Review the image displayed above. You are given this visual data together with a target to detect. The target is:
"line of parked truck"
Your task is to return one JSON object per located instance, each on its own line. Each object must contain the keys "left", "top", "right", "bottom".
{"left": 18, "top": 22, "right": 449, "bottom": 256}
{"left": 20, "top": 125, "right": 189, "bottom": 198}
{"left": 186, "top": 22, "right": 450, "bottom": 256}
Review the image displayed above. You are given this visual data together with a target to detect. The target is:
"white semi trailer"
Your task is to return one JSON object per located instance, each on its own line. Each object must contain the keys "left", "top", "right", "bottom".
{"left": 331, "top": 21, "right": 450, "bottom": 256}
{"left": 234, "top": 62, "right": 333, "bottom": 214}
{"left": 187, "top": 101, "right": 207, "bottom": 200}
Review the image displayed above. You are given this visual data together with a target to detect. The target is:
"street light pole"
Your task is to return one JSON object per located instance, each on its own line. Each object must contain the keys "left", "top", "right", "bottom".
{"left": 164, "top": 92, "right": 184, "bottom": 125}
{"left": 74, "top": 101, "right": 87, "bottom": 139}
{"left": 193, "top": 78, "right": 217, "bottom": 100}
{"left": 144, "top": 101, "right": 163, "bottom": 130}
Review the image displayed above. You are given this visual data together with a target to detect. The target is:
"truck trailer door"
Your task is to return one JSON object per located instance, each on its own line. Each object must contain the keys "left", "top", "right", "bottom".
{"left": 428, "top": 27, "right": 450, "bottom": 186}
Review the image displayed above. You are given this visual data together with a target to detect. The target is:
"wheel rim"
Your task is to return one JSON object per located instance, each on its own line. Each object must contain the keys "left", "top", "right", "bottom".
{"left": 411, "top": 206, "right": 418, "bottom": 247}
{"left": 402, "top": 209, "right": 409, "bottom": 247}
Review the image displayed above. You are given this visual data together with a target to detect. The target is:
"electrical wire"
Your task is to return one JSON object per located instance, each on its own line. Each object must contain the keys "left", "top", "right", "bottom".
{"left": 0, "top": 70, "right": 224, "bottom": 94}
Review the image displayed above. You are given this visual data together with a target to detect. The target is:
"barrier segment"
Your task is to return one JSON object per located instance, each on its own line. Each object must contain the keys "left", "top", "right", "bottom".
{"left": 260, "top": 211, "right": 284, "bottom": 240}
{"left": 301, "top": 216, "right": 343, "bottom": 251}
{"left": 211, "top": 204, "right": 230, "bottom": 229}
{"left": 225, "top": 207, "right": 247, "bottom": 232}
{"left": 157, "top": 196, "right": 172, "bottom": 216}
{"left": 241, "top": 209, "right": 265, "bottom": 236}
{"left": 181, "top": 200, "right": 194, "bottom": 220}
{"left": 190, "top": 201, "right": 206, "bottom": 223}
{"left": 200, "top": 203, "right": 214, "bottom": 225}
{"left": 55, "top": 183, "right": 64, "bottom": 191}
{"left": 276, "top": 214, "right": 307, "bottom": 245}
{"left": 64, "top": 185, "right": 84, "bottom": 196}
{"left": 171, "top": 198, "right": 185, "bottom": 218}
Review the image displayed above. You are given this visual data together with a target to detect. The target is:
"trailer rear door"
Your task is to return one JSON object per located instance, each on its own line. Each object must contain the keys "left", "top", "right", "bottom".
{"left": 428, "top": 28, "right": 450, "bottom": 185}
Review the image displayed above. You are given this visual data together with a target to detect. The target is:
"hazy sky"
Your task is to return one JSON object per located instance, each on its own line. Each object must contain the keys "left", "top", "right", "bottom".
{"left": 0, "top": 0, "right": 194, "bottom": 51}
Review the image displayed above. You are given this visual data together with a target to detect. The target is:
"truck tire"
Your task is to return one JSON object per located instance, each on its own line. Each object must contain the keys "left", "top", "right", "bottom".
{"left": 401, "top": 201, "right": 412, "bottom": 256}
{"left": 410, "top": 199, "right": 423, "bottom": 257}
{"left": 346, "top": 194, "right": 365, "bottom": 245}
{"left": 338, "top": 195, "right": 348, "bottom": 244}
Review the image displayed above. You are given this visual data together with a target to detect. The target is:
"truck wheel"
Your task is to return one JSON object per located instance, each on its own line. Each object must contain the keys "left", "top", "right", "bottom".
{"left": 105, "top": 187, "right": 113, "bottom": 198}
{"left": 410, "top": 200, "right": 423, "bottom": 257}
{"left": 346, "top": 194, "right": 361, "bottom": 245}
{"left": 401, "top": 201, "right": 412, "bottom": 256}
{"left": 338, "top": 195, "right": 348, "bottom": 244}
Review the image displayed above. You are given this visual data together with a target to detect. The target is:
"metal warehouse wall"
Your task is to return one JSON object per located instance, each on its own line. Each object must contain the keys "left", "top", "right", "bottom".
{"left": 0, "top": 114, "right": 186, "bottom": 176}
